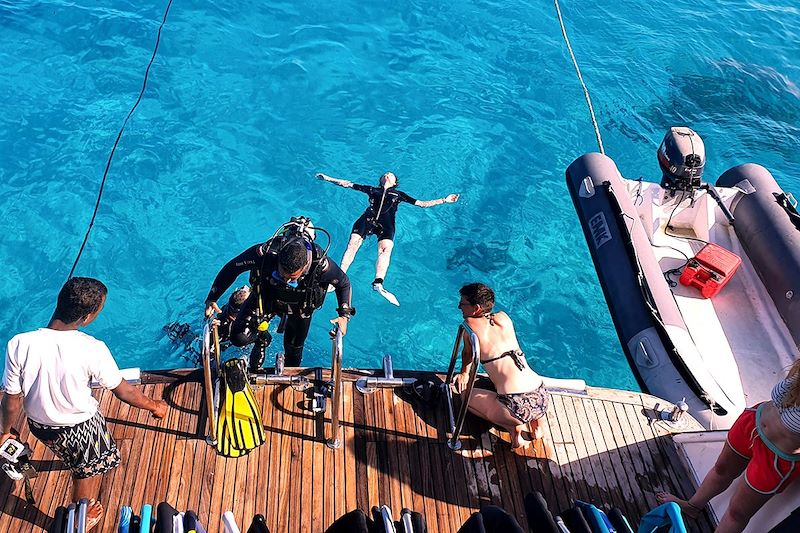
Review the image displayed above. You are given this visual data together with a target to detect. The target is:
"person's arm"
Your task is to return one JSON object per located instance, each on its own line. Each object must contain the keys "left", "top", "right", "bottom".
{"left": 0, "top": 393, "right": 23, "bottom": 444}
{"left": 452, "top": 330, "right": 475, "bottom": 394}
{"left": 414, "top": 193, "right": 460, "bottom": 208}
{"left": 315, "top": 173, "right": 355, "bottom": 189}
{"left": 319, "top": 257, "right": 354, "bottom": 335}
{"left": 91, "top": 341, "right": 167, "bottom": 419}
{"left": 1, "top": 340, "right": 24, "bottom": 443}
{"left": 205, "top": 244, "right": 262, "bottom": 317}
{"left": 111, "top": 381, "right": 168, "bottom": 419}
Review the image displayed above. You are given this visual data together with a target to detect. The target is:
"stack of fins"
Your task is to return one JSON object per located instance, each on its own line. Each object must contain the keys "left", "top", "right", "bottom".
{"left": 215, "top": 358, "right": 265, "bottom": 457}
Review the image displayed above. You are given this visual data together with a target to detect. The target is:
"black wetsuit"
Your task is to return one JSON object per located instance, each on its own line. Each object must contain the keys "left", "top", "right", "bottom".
{"left": 205, "top": 239, "right": 352, "bottom": 368}
{"left": 350, "top": 185, "right": 417, "bottom": 241}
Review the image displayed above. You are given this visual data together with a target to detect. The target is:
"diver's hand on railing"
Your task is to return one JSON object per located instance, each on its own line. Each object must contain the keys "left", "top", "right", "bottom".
{"left": 329, "top": 316, "right": 349, "bottom": 337}
{"left": 451, "top": 372, "right": 470, "bottom": 394}
{"left": 204, "top": 301, "right": 220, "bottom": 318}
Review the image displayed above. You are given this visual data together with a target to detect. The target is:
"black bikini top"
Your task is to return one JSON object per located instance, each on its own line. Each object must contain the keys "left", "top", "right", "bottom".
{"left": 481, "top": 349, "right": 526, "bottom": 371}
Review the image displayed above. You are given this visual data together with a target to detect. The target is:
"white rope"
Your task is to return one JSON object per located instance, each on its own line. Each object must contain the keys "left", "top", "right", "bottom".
{"left": 553, "top": 0, "right": 605, "bottom": 155}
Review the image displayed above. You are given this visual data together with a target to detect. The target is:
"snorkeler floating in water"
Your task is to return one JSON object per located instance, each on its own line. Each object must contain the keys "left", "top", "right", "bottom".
{"left": 316, "top": 171, "right": 459, "bottom": 306}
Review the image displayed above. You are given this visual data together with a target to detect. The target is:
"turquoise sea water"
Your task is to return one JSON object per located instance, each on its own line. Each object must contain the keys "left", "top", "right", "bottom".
{"left": 1, "top": 1, "right": 798, "bottom": 391}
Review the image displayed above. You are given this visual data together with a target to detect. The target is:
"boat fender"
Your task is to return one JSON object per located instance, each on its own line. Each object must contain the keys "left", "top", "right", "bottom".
{"left": 523, "top": 492, "right": 559, "bottom": 532}
{"left": 540, "top": 376, "right": 586, "bottom": 393}
{"left": 222, "top": 511, "right": 241, "bottom": 533}
{"left": 323, "top": 509, "right": 370, "bottom": 533}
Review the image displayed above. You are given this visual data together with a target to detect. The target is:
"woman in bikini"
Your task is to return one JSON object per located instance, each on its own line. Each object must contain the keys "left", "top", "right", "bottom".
{"left": 657, "top": 359, "right": 800, "bottom": 532}
{"left": 451, "top": 283, "right": 548, "bottom": 449}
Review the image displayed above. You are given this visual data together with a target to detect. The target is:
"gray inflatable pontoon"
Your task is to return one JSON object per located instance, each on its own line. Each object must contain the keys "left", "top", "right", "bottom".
{"left": 566, "top": 151, "right": 800, "bottom": 429}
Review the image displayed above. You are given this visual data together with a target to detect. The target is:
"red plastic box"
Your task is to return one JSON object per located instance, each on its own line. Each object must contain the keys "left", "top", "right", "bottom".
{"left": 679, "top": 243, "right": 742, "bottom": 298}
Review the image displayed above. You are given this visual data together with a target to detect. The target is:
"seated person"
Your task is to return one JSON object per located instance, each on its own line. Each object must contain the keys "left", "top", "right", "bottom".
{"left": 657, "top": 359, "right": 800, "bottom": 532}
{"left": 451, "top": 283, "right": 547, "bottom": 449}
{"left": 316, "top": 171, "right": 458, "bottom": 305}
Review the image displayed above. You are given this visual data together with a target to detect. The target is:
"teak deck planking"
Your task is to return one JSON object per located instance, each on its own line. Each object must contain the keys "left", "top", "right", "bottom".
{"left": 0, "top": 370, "right": 715, "bottom": 532}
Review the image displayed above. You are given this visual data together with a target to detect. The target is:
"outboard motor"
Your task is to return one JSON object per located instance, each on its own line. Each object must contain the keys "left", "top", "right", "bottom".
{"left": 658, "top": 126, "right": 705, "bottom": 197}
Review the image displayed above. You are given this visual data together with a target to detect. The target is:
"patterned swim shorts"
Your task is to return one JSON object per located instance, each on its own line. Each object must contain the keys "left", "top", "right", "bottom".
{"left": 497, "top": 385, "right": 549, "bottom": 424}
{"left": 28, "top": 410, "right": 120, "bottom": 479}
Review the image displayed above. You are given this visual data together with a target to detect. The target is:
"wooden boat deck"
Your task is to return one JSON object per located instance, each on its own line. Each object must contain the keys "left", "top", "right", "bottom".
{"left": 0, "top": 369, "right": 716, "bottom": 532}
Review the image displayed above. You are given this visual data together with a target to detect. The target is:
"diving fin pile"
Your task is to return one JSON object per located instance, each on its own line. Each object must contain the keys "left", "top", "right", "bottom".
{"left": 215, "top": 358, "right": 265, "bottom": 457}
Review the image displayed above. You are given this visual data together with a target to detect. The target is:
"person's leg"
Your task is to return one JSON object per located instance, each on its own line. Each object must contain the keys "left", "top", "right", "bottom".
{"left": 229, "top": 294, "right": 261, "bottom": 347}
{"left": 714, "top": 481, "right": 772, "bottom": 533}
{"left": 229, "top": 295, "right": 272, "bottom": 371}
{"left": 374, "top": 239, "right": 394, "bottom": 283}
{"left": 464, "top": 388, "right": 532, "bottom": 448}
{"left": 30, "top": 411, "right": 118, "bottom": 530}
{"left": 340, "top": 233, "right": 364, "bottom": 273}
{"left": 66, "top": 484, "right": 104, "bottom": 532}
{"left": 657, "top": 442, "right": 749, "bottom": 517}
{"left": 283, "top": 315, "right": 312, "bottom": 367}
{"left": 72, "top": 475, "right": 101, "bottom": 501}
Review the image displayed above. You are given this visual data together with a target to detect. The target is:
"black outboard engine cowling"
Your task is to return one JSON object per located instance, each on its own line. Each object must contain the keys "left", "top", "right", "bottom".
{"left": 658, "top": 126, "right": 705, "bottom": 196}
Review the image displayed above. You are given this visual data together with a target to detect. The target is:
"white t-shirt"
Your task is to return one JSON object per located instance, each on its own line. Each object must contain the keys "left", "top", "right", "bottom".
{"left": 3, "top": 328, "right": 123, "bottom": 426}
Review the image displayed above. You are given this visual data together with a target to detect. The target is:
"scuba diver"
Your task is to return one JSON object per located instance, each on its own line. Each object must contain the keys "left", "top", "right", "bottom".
{"left": 315, "top": 171, "right": 459, "bottom": 306}
{"left": 204, "top": 217, "right": 353, "bottom": 371}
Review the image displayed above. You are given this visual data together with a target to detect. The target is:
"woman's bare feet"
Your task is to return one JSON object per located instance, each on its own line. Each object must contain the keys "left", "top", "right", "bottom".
{"left": 656, "top": 492, "right": 701, "bottom": 518}
{"left": 510, "top": 429, "right": 532, "bottom": 449}
{"left": 85, "top": 499, "right": 104, "bottom": 531}
{"left": 511, "top": 422, "right": 544, "bottom": 449}
{"left": 530, "top": 421, "right": 544, "bottom": 440}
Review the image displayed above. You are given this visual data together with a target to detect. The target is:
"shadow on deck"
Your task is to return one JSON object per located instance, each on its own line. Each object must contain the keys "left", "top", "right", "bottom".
{"left": 0, "top": 370, "right": 714, "bottom": 532}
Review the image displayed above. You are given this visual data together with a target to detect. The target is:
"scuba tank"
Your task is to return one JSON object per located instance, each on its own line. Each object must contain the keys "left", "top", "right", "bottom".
{"left": 252, "top": 216, "right": 334, "bottom": 325}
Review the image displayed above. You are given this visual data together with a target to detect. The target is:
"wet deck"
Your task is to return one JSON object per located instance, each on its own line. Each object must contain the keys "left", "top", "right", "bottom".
{"left": 0, "top": 370, "right": 716, "bottom": 532}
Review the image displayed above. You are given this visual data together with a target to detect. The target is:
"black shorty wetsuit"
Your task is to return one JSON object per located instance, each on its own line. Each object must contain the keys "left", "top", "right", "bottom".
{"left": 206, "top": 240, "right": 352, "bottom": 367}
{"left": 350, "top": 184, "right": 417, "bottom": 241}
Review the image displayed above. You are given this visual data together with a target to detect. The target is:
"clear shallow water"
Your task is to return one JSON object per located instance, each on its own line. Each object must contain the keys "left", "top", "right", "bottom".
{"left": 1, "top": 1, "right": 798, "bottom": 391}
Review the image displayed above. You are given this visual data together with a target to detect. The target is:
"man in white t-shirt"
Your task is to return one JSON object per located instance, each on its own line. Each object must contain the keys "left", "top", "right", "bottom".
{"left": 0, "top": 277, "right": 167, "bottom": 530}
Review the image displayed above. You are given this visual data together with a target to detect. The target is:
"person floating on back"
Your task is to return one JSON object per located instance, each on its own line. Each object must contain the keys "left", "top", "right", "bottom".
{"left": 0, "top": 277, "right": 168, "bottom": 531}
{"left": 204, "top": 216, "right": 353, "bottom": 371}
{"left": 316, "top": 171, "right": 459, "bottom": 306}
{"left": 451, "top": 283, "right": 548, "bottom": 449}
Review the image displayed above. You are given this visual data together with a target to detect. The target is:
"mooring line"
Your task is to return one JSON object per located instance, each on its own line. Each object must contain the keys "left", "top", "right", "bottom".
{"left": 553, "top": 0, "right": 605, "bottom": 155}
{"left": 67, "top": 0, "right": 175, "bottom": 280}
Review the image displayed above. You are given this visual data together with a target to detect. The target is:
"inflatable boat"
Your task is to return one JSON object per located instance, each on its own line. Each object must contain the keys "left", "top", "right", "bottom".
{"left": 566, "top": 127, "right": 800, "bottom": 428}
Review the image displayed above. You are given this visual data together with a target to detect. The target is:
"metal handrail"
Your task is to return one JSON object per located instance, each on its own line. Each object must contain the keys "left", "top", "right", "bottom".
{"left": 326, "top": 326, "right": 344, "bottom": 449}
{"left": 201, "top": 319, "right": 218, "bottom": 445}
{"left": 355, "top": 354, "right": 417, "bottom": 393}
{"left": 443, "top": 322, "right": 480, "bottom": 450}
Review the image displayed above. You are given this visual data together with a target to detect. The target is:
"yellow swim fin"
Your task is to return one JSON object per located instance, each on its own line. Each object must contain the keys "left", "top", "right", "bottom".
{"left": 215, "top": 358, "right": 265, "bottom": 457}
